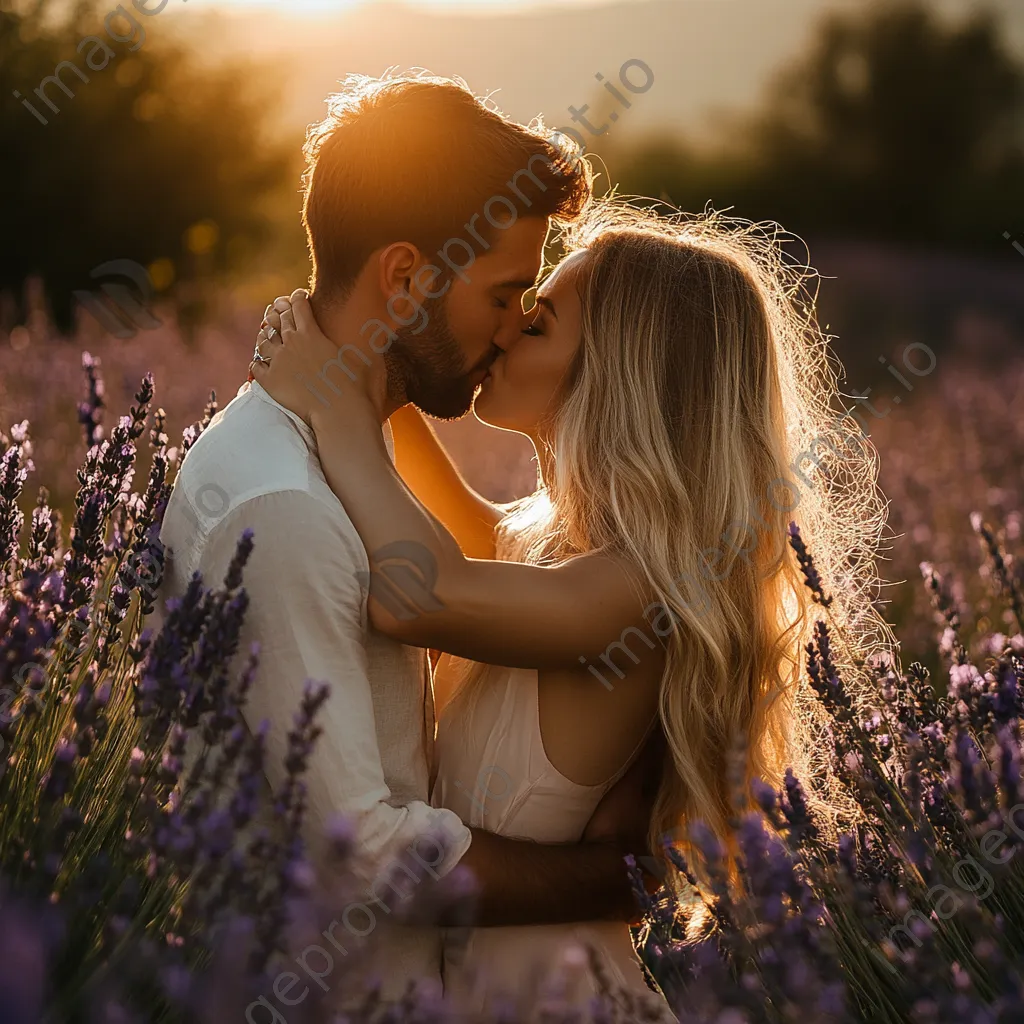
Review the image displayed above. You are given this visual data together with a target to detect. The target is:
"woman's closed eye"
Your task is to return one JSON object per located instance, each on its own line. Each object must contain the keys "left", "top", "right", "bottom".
{"left": 522, "top": 322, "right": 543, "bottom": 336}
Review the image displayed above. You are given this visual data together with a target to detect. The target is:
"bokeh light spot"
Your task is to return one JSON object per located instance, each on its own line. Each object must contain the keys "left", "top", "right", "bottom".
{"left": 133, "top": 92, "right": 165, "bottom": 122}
{"left": 116, "top": 59, "right": 143, "bottom": 88}
{"left": 185, "top": 221, "right": 220, "bottom": 256}
{"left": 148, "top": 258, "right": 175, "bottom": 291}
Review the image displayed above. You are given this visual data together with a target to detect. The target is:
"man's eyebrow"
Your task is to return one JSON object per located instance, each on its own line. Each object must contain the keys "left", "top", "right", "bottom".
{"left": 494, "top": 278, "right": 539, "bottom": 290}
{"left": 536, "top": 295, "right": 558, "bottom": 320}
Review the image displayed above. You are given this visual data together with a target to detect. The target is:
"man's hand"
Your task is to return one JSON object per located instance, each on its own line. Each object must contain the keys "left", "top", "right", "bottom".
{"left": 449, "top": 732, "right": 668, "bottom": 929}
{"left": 583, "top": 728, "right": 665, "bottom": 902}
{"left": 457, "top": 828, "right": 639, "bottom": 927}
{"left": 583, "top": 728, "right": 663, "bottom": 847}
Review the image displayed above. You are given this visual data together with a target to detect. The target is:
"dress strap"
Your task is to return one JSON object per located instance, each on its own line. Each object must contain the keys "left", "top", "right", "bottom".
{"left": 604, "top": 712, "right": 660, "bottom": 789}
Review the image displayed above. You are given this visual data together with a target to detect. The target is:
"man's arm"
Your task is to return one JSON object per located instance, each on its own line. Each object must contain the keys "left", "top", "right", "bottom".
{"left": 456, "top": 730, "right": 663, "bottom": 927}
{"left": 198, "top": 490, "right": 472, "bottom": 877}
{"left": 459, "top": 831, "right": 638, "bottom": 926}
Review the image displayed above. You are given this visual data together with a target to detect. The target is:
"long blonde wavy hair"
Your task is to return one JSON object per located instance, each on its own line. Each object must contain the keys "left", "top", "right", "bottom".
{"left": 469, "top": 199, "right": 893, "bottom": 865}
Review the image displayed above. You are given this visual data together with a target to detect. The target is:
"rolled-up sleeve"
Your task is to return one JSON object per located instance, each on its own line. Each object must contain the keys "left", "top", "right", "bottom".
{"left": 198, "top": 489, "right": 472, "bottom": 880}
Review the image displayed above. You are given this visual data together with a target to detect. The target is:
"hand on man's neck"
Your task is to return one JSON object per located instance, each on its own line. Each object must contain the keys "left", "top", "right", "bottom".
{"left": 308, "top": 288, "right": 405, "bottom": 424}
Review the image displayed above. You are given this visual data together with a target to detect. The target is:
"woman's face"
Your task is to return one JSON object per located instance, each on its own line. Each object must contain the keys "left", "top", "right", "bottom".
{"left": 472, "top": 250, "right": 587, "bottom": 436}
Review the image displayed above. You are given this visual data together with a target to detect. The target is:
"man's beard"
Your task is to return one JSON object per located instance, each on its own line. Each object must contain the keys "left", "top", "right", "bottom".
{"left": 385, "top": 299, "right": 498, "bottom": 420}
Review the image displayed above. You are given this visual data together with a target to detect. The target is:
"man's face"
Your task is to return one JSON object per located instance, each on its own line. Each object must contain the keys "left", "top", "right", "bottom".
{"left": 389, "top": 216, "right": 549, "bottom": 420}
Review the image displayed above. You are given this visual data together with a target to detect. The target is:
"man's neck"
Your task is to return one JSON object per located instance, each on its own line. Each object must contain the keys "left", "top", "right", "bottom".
{"left": 308, "top": 289, "right": 404, "bottom": 423}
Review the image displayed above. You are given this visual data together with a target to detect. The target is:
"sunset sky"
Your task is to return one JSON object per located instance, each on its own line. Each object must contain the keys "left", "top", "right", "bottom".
{"left": 173, "top": 0, "right": 1024, "bottom": 144}
{"left": 203, "top": 0, "right": 632, "bottom": 10}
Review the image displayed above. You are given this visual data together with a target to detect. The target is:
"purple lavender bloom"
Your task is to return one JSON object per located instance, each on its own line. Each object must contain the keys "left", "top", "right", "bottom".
{"left": 996, "top": 724, "right": 1021, "bottom": 808}
{"left": 0, "top": 425, "right": 33, "bottom": 591}
{"left": 625, "top": 853, "right": 655, "bottom": 918}
{"left": 0, "top": 902, "right": 47, "bottom": 1022}
{"left": 788, "top": 521, "right": 833, "bottom": 607}
{"left": 781, "top": 768, "right": 819, "bottom": 845}
{"left": 750, "top": 776, "right": 778, "bottom": 814}
{"left": 972, "top": 511, "right": 1024, "bottom": 631}
{"left": 77, "top": 351, "right": 106, "bottom": 449}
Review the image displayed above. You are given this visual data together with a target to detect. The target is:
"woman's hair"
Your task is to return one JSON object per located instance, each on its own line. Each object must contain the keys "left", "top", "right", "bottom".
{"left": 496, "top": 198, "right": 893, "bottom": 868}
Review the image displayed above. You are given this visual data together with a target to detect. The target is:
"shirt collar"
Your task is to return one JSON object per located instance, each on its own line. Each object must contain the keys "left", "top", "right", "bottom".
{"left": 244, "top": 379, "right": 395, "bottom": 461}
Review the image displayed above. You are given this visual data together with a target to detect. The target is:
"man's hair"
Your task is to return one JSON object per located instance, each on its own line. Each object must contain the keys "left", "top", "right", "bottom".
{"left": 301, "top": 73, "right": 592, "bottom": 299}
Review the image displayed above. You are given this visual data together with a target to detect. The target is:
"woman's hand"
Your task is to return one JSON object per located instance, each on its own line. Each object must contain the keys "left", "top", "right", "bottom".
{"left": 249, "top": 289, "right": 380, "bottom": 430}
{"left": 247, "top": 293, "right": 301, "bottom": 385}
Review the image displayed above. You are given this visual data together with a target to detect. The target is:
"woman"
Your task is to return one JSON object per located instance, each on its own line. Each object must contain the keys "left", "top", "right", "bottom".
{"left": 249, "top": 201, "right": 887, "bottom": 1011}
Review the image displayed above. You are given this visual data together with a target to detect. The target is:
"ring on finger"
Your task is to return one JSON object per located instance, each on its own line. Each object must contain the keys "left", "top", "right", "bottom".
{"left": 266, "top": 326, "right": 279, "bottom": 341}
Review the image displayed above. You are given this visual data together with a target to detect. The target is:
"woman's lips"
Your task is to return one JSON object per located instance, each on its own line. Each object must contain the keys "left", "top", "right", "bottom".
{"left": 483, "top": 356, "right": 504, "bottom": 383}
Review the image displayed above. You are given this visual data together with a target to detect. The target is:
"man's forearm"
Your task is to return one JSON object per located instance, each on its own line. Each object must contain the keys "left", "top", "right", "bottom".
{"left": 457, "top": 828, "right": 637, "bottom": 927}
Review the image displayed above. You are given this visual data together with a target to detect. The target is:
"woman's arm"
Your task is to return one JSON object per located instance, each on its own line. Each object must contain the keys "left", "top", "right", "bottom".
{"left": 250, "top": 293, "right": 655, "bottom": 669}
{"left": 388, "top": 405, "right": 501, "bottom": 560}
{"left": 255, "top": 294, "right": 501, "bottom": 558}
{"left": 313, "top": 407, "right": 652, "bottom": 669}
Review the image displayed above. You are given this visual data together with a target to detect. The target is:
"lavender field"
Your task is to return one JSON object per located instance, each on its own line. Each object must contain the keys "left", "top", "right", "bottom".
{"left": 1, "top": 270, "right": 1024, "bottom": 1020}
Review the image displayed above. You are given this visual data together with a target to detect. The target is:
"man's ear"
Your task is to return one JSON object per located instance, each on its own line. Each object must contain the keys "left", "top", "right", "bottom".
{"left": 376, "top": 242, "right": 434, "bottom": 335}
{"left": 377, "top": 242, "right": 422, "bottom": 301}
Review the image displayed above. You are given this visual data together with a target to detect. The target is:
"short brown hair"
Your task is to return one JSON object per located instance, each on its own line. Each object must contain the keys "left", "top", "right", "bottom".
{"left": 301, "top": 73, "right": 592, "bottom": 299}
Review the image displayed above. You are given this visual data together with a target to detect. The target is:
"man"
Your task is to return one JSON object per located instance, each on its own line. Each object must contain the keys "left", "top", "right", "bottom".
{"left": 157, "top": 74, "right": 642, "bottom": 1002}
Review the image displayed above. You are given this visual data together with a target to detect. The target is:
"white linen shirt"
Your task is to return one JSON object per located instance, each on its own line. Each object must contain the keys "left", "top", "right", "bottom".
{"left": 154, "top": 380, "right": 472, "bottom": 997}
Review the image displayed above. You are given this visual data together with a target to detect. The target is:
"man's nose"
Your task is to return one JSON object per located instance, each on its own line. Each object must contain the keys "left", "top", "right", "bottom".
{"left": 493, "top": 309, "right": 531, "bottom": 352}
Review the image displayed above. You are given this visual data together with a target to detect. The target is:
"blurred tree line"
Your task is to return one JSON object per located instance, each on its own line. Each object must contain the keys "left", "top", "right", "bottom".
{"left": 2, "top": 0, "right": 1021, "bottom": 338}
{"left": 0, "top": 0, "right": 303, "bottom": 330}
{"left": 600, "top": 1, "right": 1024, "bottom": 253}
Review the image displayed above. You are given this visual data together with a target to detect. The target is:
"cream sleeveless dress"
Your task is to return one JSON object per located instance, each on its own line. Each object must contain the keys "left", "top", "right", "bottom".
{"left": 431, "top": 658, "right": 674, "bottom": 1019}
